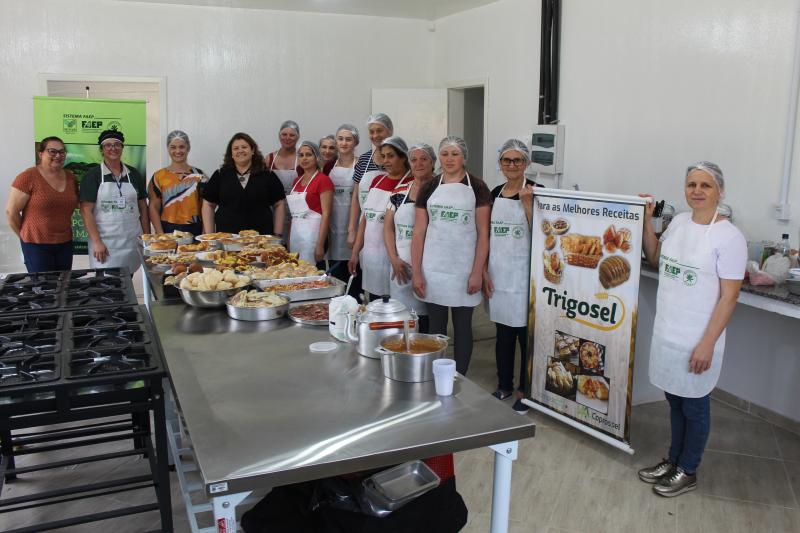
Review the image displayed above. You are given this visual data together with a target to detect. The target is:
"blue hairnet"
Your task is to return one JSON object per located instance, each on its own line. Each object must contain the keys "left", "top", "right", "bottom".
{"left": 438, "top": 136, "right": 468, "bottom": 161}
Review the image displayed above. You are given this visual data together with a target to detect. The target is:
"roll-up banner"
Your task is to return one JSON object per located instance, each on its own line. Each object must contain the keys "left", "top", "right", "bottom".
{"left": 33, "top": 97, "right": 147, "bottom": 254}
{"left": 524, "top": 188, "right": 646, "bottom": 454}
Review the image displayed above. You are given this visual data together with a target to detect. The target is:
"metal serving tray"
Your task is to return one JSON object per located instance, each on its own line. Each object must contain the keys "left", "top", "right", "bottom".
{"left": 252, "top": 274, "right": 324, "bottom": 288}
{"left": 226, "top": 299, "right": 289, "bottom": 321}
{"left": 363, "top": 460, "right": 440, "bottom": 511}
{"left": 287, "top": 299, "right": 329, "bottom": 326}
{"left": 256, "top": 275, "right": 345, "bottom": 302}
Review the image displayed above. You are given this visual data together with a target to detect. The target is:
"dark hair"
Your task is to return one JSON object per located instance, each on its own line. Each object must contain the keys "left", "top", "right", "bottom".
{"left": 380, "top": 144, "right": 410, "bottom": 172}
{"left": 37, "top": 136, "right": 65, "bottom": 153}
{"left": 222, "top": 132, "right": 264, "bottom": 172}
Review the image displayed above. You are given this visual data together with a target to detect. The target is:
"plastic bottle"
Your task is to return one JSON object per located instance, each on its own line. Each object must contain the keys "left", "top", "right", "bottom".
{"left": 777, "top": 234, "right": 791, "bottom": 257}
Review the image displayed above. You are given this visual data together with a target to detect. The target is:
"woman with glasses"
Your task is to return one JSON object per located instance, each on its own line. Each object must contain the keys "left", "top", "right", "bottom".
{"left": 79, "top": 130, "right": 150, "bottom": 273}
{"left": 483, "top": 139, "right": 539, "bottom": 413}
{"left": 6, "top": 136, "right": 79, "bottom": 272}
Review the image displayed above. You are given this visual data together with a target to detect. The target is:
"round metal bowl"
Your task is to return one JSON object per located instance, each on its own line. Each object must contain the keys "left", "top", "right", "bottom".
{"left": 179, "top": 286, "right": 244, "bottom": 308}
{"left": 377, "top": 334, "right": 449, "bottom": 383}
{"left": 221, "top": 240, "right": 244, "bottom": 252}
{"left": 786, "top": 278, "right": 800, "bottom": 296}
{"left": 226, "top": 300, "right": 289, "bottom": 321}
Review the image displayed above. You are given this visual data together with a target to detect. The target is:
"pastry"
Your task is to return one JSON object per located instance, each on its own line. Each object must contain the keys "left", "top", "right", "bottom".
{"left": 239, "top": 229, "right": 260, "bottom": 237}
{"left": 542, "top": 252, "right": 564, "bottom": 284}
{"left": 598, "top": 256, "right": 631, "bottom": 289}
{"left": 560, "top": 234, "right": 603, "bottom": 268}
{"left": 545, "top": 234, "right": 556, "bottom": 250}
{"left": 149, "top": 239, "right": 177, "bottom": 251}
{"left": 578, "top": 376, "right": 609, "bottom": 400}
{"left": 177, "top": 242, "right": 209, "bottom": 253}
{"left": 579, "top": 342, "right": 602, "bottom": 369}
{"left": 541, "top": 219, "right": 552, "bottom": 235}
{"left": 603, "top": 225, "right": 633, "bottom": 253}
{"left": 552, "top": 218, "right": 570, "bottom": 235}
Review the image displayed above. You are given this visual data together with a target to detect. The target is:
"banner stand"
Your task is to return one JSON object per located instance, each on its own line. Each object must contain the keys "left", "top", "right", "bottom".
{"left": 523, "top": 399, "right": 635, "bottom": 455}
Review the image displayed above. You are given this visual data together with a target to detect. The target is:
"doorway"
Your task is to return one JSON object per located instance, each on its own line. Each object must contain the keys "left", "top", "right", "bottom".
{"left": 447, "top": 86, "right": 484, "bottom": 178}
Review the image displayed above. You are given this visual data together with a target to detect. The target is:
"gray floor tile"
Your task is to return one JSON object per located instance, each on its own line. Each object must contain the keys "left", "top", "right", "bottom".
{"left": 785, "top": 461, "right": 800, "bottom": 509}
{"left": 675, "top": 493, "right": 800, "bottom": 533}
{"left": 462, "top": 512, "right": 539, "bottom": 533}
{"left": 698, "top": 451, "right": 796, "bottom": 507}
{"left": 705, "top": 415, "right": 781, "bottom": 459}
{"left": 776, "top": 426, "right": 800, "bottom": 463}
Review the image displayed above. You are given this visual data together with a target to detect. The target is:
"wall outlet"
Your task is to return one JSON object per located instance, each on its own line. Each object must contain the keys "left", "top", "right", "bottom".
{"left": 774, "top": 203, "right": 791, "bottom": 221}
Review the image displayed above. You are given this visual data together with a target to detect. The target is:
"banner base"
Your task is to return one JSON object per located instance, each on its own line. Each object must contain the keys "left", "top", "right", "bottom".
{"left": 523, "top": 399, "right": 635, "bottom": 455}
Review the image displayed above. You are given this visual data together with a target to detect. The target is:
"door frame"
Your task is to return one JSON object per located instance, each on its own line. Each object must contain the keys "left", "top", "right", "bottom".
{"left": 445, "top": 77, "right": 489, "bottom": 179}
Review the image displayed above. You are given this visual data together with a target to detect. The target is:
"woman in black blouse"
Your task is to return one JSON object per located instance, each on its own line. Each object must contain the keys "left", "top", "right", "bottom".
{"left": 202, "top": 132, "right": 286, "bottom": 236}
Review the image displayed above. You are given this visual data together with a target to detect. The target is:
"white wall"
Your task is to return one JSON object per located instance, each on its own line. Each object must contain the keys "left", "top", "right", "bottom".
{"left": 432, "top": 0, "right": 542, "bottom": 186}
{"left": 0, "top": 0, "right": 433, "bottom": 232}
{"left": 559, "top": 0, "right": 800, "bottom": 244}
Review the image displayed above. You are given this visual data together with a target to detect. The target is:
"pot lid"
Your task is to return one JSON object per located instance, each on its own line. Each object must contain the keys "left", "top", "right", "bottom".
{"left": 366, "top": 295, "right": 408, "bottom": 315}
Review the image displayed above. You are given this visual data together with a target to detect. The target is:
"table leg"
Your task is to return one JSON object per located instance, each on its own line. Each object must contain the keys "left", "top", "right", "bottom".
{"left": 489, "top": 440, "right": 518, "bottom": 533}
{"left": 152, "top": 381, "right": 174, "bottom": 532}
{"left": 142, "top": 266, "right": 152, "bottom": 310}
{"left": 212, "top": 490, "right": 252, "bottom": 533}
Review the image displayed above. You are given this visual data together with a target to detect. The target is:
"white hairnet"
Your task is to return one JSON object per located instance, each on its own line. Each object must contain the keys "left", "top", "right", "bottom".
{"left": 298, "top": 140, "right": 321, "bottom": 168}
{"left": 336, "top": 123, "right": 360, "bottom": 145}
{"left": 319, "top": 134, "right": 335, "bottom": 145}
{"left": 438, "top": 136, "right": 468, "bottom": 161}
{"left": 687, "top": 161, "right": 725, "bottom": 197}
{"left": 381, "top": 136, "right": 408, "bottom": 157}
{"left": 279, "top": 120, "right": 300, "bottom": 135}
{"left": 366, "top": 113, "right": 394, "bottom": 133}
{"left": 166, "top": 130, "right": 190, "bottom": 149}
{"left": 408, "top": 143, "right": 437, "bottom": 164}
{"left": 498, "top": 138, "right": 530, "bottom": 165}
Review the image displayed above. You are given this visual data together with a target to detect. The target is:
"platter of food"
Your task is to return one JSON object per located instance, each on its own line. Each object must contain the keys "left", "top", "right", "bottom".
{"left": 140, "top": 230, "right": 193, "bottom": 245}
{"left": 177, "top": 241, "right": 209, "bottom": 253}
{"left": 288, "top": 300, "right": 329, "bottom": 326}
{"left": 145, "top": 253, "right": 200, "bottom": 271}
{"left": 226, "top": 289, "right": 289, "bottom": 321}
{"left": 167, "top": 268, "right": 252, "bottom": 308}
{"left": 195, "top": 232, "right": 233, "bottom": 247}
{"left": 144, "top": 239, "right": 178, "bottom": 255}
{"left": 250, "top": 260, "right": 324, "bottom": 280}
{"left": 254, "top": 275, "right": 346, "bottom": 301}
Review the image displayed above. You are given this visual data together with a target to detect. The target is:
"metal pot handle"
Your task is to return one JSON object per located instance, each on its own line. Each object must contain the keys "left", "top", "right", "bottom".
{"left": 374, "top": 347, "right": 392, "bottom": 356}
{"left": 433, "top": 334, "right": 449, "bottom": 341}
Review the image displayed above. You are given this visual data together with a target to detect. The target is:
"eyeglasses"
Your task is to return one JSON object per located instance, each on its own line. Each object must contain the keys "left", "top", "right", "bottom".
{"left": 102, "top": 142, "right": 123, "bottom": 150}
{"left": 45, "top": 149, "right": 67, "bottom": 157}
{"left": 500, "top": 157, "right": 526, "bottom": 167}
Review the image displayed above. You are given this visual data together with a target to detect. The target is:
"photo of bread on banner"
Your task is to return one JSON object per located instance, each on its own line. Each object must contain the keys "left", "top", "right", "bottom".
{"left": 560, "top": 234, "right": 603, "bottom": 268}
{"left": 577, "top": 375, "right": 609, "bottom": 401}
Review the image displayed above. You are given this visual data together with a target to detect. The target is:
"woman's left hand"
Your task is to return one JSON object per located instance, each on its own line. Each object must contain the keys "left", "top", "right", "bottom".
{"left": 467, "top": 270, "right": 483, "bottom": 295}
{"left": 519, "top": 184, "right": 534, "bottom": 207}
{"left": 314, "top": 244, "right": 325, "bottom": 263}
{"left": 688, "top": 341, "right": 714, "bottom": 374}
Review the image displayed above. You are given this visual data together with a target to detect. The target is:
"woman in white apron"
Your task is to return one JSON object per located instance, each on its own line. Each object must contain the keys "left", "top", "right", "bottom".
{"left": 638, "top": 162, "right": 746, "bottom": 497}
{"left": 348, "top": 136, "right": 411, "bottom": 300}
{"left": 411, "top": 136, "right": 492, "bottom": 375}
{"left": 319, "top": 134, "right": 337, "bottom": 169}
{"left": 347, "top": 113, "right": 392, "bottom": 250}
{"left": 268, "top": 120, "right": 301, "bottom": 235}
{"left": 79, "top": 129, "right": 150, "bottom": 275}
{"left": 324, "top": 124, "right": 359, "bottom": 285}
{"left": 483, "top": 139, "right": 538, "bottom": 413}
{"left": 383, "top": 143, "right": 436, "bottom": 331}
{"left": 287, "top": 141, "right": 334, "bottom": 265}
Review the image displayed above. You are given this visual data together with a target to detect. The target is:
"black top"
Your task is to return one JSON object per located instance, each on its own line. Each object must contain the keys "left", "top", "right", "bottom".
{"left": 415, "top": 173, "right": 492, "bottom": 209}
{"left": 490, "top": 179, "right": 540, "bottom": 202}
{"left": 202, "top": 167, "right": 286, "bottom": 235}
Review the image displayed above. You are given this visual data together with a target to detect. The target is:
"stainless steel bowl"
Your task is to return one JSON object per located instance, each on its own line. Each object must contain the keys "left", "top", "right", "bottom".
{"left": 377, "top": 334, "right": 449, "bottom": 383}
{"left": 179, "top": 286, "right": 244, "bottom": 308}
{"left": 786, "top": 278, "right": 800, "bottom": 296}
{"left": 226, "top": 300, "right": 289, "bottom": 321}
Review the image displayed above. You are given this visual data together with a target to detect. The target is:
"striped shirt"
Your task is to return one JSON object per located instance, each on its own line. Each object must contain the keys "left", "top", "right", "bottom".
{"left": 352, "top": 149, "right": 383, "bottom": 183}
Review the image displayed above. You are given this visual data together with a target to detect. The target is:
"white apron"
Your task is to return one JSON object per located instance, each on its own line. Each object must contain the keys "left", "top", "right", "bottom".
{"left": 88, "top": 163, "right": 141, "bottom": 274}
{"left": 271, "top": 152, "right": 298, "bottom": 232}
{"left": 287, "top": 172, "right": 322, "bottom": 264}
{"left": 360, "top": 173, "right": 408, "bottom": 296}
{"left": 649, "top": 212, "right": 725, "bottom": 398}
{"left": 327, "top": 161, "right": 355, "bottom": 261}
{"left": 389, "top": 186, "right": 428, "bottom": 315}
{"left": 358, "top": 149, "right": 383, "bottom": 210}
{"left": 487, "top": 186, "right": 531, "bottom": 327}
{"left": 421, "top": 174, "right": 480, "bottom": 307}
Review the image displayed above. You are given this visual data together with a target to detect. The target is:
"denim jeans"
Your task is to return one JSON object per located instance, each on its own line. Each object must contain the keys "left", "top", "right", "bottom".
{"left": 495, "top": 323, "right": 528, "bottom": 393}
{"left": 20, "top": 240, "right": 73, "bottom": 273}
{"left": 665, "top": 391, "right": 711, "bottom": 474}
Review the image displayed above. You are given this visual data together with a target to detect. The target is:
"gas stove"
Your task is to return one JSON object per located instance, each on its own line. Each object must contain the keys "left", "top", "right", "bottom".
{"left": 0, "top": 314, "right": 63, "bottom": 334}
{"left": 0, "top": 293, "right": 60, "bottom": 313}
{"left": 63, "top": 288, "right": 131, "bottom": 309}
{"left": 68, "top": 345, "right": 158, "bottom": 379}
{"left": 67, "top": 269, "right": 126, "bottom": 291}
{"left": 71, "top": 307, "right": 142, "bottom": 329}
{"left": 71, "top": 325, "right": 148, "bottom": 350}
{"left": 2, "top": 272, "right": 62, "bottom": 285}
{"left": 0, "top": 332, "right": 61, "bottom": 359}
{"left": 0, "top": 356, "right": 58, "bottom": 387}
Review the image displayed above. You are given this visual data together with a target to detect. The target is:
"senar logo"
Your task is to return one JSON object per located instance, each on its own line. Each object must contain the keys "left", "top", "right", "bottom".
{"left": 541, "top": 287, "right": 625, "bottom": 332}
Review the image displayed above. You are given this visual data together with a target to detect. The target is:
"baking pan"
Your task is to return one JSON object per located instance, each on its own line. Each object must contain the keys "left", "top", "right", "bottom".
{"left": 288, "top": 299, "right": 329, "bottom": 326}
{"left": 271, "top": 276, "right": 346, "bottom": 301}
{"left": 226, "top": 300, "right": 289, "bottom": 321}
{"left": 363, "top": 460, "right": 440, "bottom": 511}
{"left": 252, "top": 274, "right": 328, "bottom": 288}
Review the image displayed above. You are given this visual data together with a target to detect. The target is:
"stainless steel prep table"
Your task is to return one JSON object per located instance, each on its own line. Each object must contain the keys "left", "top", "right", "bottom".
{"left": 151, "top": 303, "right": 535, "bottom": 533}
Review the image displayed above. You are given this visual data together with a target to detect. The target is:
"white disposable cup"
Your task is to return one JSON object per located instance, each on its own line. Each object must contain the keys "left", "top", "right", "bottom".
{"left": 432, "top": 359, "right": 456, "bottom": 396}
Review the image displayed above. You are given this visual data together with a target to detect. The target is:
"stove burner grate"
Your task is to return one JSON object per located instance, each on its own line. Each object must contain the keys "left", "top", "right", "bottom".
{"left": 68, "top": 346, "right": 156, "bottom": 378}
{"left": 0, "top": 332, "right": 60, "bottom": 358}
{"left": 0, "top": 356, "right": 58, "bottom": 387}
{"left": 72, "top": 326, "right": 147, "bottom": 350}
{"left": 71, "top": 307, "right": 141, "bottom": 329}
{"left": 0, "top": 294, "right": 60, "bottom": 313}
{"left": 0, "top": 314, "right": 62, "bottom": 334}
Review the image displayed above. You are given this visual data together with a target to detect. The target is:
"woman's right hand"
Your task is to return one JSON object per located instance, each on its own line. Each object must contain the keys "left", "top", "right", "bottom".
{"left": 347, "top": 229, "right": 356, "bottom": 249}
{"left": 390, "top": 258, "right": 412, "bottom": 284}
{"left": 348, "top": 253, "right": 359, "bottom": 276}
{"left": 638, "top": 194, "right": 655, "bottom": 219}
{"left": 92, "top": 239, "right": 109, "bottom": 263}
{"left": 412, "top": 270, "right": 426, "bottom": 299}
{"left": 482, "top": 270, "right": 494, "bottom": 299}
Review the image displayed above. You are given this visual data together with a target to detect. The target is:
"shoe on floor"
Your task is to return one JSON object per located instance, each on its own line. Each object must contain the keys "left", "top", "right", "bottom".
{"left": 512, "top": 399, "right": 530, "bottom": 414}
{"left": 653, "top": 466, "right": 697, "bottom": 497}
{"left": 492, "top": 389, "right": 513, "bottom": 400}
{"left": 637, "top": 459, "right": 674, "bottom": 484}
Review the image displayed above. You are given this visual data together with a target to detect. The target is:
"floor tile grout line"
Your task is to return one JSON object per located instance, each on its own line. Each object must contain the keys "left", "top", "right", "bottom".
{"left": 703, "top": 447, "right": 785, "bottom": 461}
{"left": 694, "top": 489, "right": 799, "bottom": 511}
{"left": 772, "top": 422, "right": 800, "bottom": 510}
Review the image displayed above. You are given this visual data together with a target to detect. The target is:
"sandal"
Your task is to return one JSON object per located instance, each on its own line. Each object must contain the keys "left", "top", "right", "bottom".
{"left": 491, "top": 389, "right": 513, "bottom": 401}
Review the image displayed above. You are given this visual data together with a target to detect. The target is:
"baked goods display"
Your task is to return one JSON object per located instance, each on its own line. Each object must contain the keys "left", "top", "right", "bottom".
{"left": 228, "top": 289, "right": 287, "bottom": 308}
{"left": 177, "top": 269, "right": 250, "bottom": 291}
{"left": 238, "top": 229, "right": 260, "bottom": 237}
{"left": 542, "top": 252, "right": 564, "bottom": 284}
{"left": 552, "top": 218, "right": 570, "bottom": 235}
{"left": 545, "top": 234, "right": 556, "bottom": 250}
{"left": 603, "top": 225, "right": 632, "bottom": 253}
{"left": 241, "top": 247, "right": 299, "bottom": 267}
{"left": 577, "top": 376, "right": 609, "bottom": 401}
{"left": 252, "top": 260, "right": 323, "bottom": 280}
{"left": 197, "top": 232, "right": 233, "bottom": 241}
{"left": 148, "top": 239, "right": 177, "bottom": 251}
{"left": 177, "top": 242, "right": 209, "bottom": 253}
{"left": 560, "top": 234, "right": 603, "bottom": 268}
{"left": 145, "top": 253, "right": 199, "bottom": 268}
{"left": 598, "top": 256, "right": 631, "bottom": 289}
{"left": 204, "top": 251, "right": 254, "bottom": 270}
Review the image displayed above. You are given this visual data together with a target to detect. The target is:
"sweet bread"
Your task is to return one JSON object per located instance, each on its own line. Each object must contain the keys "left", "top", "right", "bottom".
{"left": 149, "top": 239, "right": 177, "bottom": 251}
{"left": 545, "top": 234, "right": 556, "bottom": 250}
{"left": 177, "top": 242, "right": 209, "bottom": 253}
{"left": 560, "top": 234, "right": 602, "bottom": 268}
{"left": 598, "top": 256, "right": 630, "bottom": 289}
{"left": 542, "top": 252, "right": 564, "bottom": 284}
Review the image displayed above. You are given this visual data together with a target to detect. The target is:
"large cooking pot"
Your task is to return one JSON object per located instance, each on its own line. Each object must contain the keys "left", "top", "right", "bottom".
{"left": 376, "top": 333, "right": 449, "bottom": 383}
{"left": 345, "top": 296, "right": 418, "bottom": 359}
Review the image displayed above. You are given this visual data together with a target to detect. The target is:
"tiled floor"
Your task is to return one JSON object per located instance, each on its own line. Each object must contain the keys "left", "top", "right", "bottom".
{"left": 1, "top": 301, "right": 798, "bottom": 532}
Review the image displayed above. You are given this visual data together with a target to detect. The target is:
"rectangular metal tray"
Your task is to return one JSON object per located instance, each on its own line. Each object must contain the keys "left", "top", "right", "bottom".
{"left": 256, "top": 276, "right": 345, "bottom": 302}
{"left": 362, "top": 460, "right": 440, "bottom": 510}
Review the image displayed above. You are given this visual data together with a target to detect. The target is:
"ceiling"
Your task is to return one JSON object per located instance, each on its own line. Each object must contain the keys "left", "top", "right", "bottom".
{"left": 113, "top": 0, "right": 501, "bottom": 20}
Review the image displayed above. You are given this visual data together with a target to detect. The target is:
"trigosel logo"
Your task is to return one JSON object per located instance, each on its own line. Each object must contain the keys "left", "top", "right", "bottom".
{"left": 541, "top": 287, "right": 625, "bottom": 331}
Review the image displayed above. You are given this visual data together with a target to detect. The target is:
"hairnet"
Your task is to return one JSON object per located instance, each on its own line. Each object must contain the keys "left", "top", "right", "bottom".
{"left": 298, "top": 140, "right": 321, "bottom": 168}
{"left": 381, "top": 136, "right": 408, "bottom": 157}
{"left": 336, "top": 123, "right": 360, "bottom": 145}
{"left": 408, "top": 143, "right": 437, "bottom": 164}
{"left": 498, "top": 138, "right": 530, "bottom": 165}
{"left": 686, "top": 161, "right": 725, "bottom": 196}
{"left": 438, "top": 136, "right": 468, "bottom": 161}
{"left": 319, "top": 134, "right": 335, "bottom": 145}
{"left": 279, "top": 120, "right": 300, "bottom": 135}
{"left": 366, "top": 113, "right": 394, "bottom": 134}
{"left": 166, "top": 130, "right": 190, "bottom": 149}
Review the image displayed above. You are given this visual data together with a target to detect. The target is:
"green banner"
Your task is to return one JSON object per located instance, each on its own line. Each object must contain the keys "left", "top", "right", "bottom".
{"left": 33, "top": 97, "right": 147, "bottom": 254}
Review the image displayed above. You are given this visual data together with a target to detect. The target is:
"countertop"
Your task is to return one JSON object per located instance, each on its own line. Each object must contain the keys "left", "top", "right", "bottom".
{"left": 150, "top": 303, "right": 535, "bottom": 496}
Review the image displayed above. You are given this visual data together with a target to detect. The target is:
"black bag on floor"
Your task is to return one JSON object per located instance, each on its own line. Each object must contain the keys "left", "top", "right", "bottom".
{"left": 241, "top": 476, "right": 468, "bottom": 533}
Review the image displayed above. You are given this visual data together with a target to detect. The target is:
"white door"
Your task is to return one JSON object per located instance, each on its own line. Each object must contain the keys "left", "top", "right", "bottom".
{"left": 371, "top": 89, "right": 448, "bottom": 152}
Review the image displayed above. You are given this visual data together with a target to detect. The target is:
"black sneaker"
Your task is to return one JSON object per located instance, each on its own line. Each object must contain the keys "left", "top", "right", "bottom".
{"left": 492, "top": 389, "right": 513, "bottom": 401}
{"left": 512, "top": 399, "right": 530, "bottom": 414}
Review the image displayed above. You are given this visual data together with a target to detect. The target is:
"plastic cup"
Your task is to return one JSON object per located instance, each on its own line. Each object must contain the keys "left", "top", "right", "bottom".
{"left": 432, "top": 359, "right": 456, "bottom": 396}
